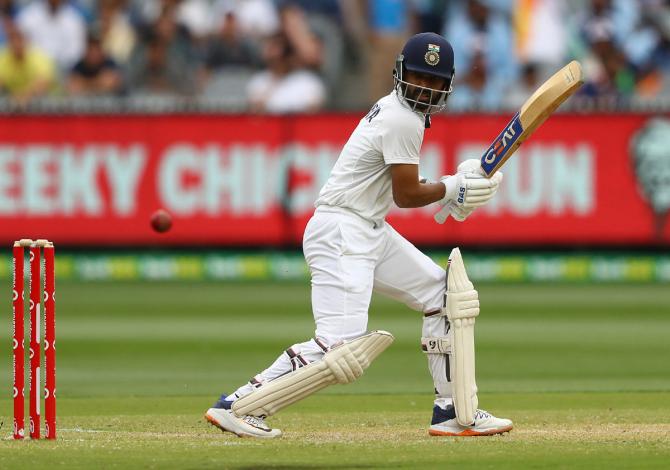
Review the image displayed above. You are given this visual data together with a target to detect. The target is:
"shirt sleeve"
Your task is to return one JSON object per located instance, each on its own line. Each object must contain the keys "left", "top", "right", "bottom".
{"left": 380, "top": 109, "right": 424, "bottom": 165}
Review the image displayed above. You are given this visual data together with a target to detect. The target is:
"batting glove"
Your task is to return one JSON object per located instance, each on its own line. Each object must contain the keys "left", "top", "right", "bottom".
{"left": 434, "top": 159, "right": 504, "bottom": 224}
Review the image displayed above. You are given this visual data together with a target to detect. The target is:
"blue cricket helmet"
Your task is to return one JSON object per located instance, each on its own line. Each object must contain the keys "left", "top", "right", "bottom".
{"left": 393, "top": 32, "right": 455, "bottom": 116}
{"left": 400, "top": 32, "right": 455, "bottom": 81}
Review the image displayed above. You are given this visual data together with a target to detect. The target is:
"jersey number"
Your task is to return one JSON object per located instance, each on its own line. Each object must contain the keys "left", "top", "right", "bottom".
{"left": 365, "top": 104, "right": 380, "bottom": 122}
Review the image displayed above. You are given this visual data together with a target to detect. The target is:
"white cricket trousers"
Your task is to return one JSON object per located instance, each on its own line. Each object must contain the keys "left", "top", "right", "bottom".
{"left": 304, "top": 206, "right": 445, "bottom": 343}
{"left": 228, "top": 206, "right": 450, "bottom": 403}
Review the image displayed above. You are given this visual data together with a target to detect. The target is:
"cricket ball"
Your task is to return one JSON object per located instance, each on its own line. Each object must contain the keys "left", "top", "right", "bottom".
{"left": 150, "top": 209, "right": 172, "bottom": 233}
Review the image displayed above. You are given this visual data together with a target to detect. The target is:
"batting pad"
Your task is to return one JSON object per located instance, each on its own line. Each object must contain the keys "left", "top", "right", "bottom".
{"left": 445, "top": 248, "right": 480, "bottom": 426}
{"left": 232, "top": 330, "right": 394, "bottom": 418}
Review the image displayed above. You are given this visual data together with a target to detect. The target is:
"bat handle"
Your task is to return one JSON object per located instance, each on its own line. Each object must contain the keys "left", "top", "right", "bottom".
{"left": 478, "top": 163, "right": 494, "bottom": 178}
{"left": 434, "top": 205, "right": 450, "bottom": 224}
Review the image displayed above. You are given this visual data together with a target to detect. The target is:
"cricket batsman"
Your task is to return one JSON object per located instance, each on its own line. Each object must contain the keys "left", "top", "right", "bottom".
{"left": 206, "top": 32, "right": 512, "bottom": 438}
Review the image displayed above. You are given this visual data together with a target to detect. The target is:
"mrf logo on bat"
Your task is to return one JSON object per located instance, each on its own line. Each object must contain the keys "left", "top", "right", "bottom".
{"left": 481, "top": 112, "right": 524, "bottom": 175}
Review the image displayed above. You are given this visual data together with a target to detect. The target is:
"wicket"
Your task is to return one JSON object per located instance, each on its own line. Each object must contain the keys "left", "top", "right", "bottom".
{"left": 12, "top": 238, "right": 56, "bottom": 440}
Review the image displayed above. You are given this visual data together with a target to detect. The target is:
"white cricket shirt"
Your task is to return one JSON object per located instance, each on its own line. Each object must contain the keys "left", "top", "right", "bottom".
{"left": 315, "top": 92, "right": 425, "bottom": 225}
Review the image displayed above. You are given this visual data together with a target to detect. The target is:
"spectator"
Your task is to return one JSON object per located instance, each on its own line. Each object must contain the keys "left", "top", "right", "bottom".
{"left": 502, "top": 61, "right": 541, "bottom": 109}
{"left": 447, "top": 48, "right": 496, "bottom": 110}
{"left": 176, "top": 0, "right": 214, "bottom": 40}
{"left": 444, "top": 0, "right": 517, "bottom": 110}
{"left": 0, "top": 22, "right": 54, "bottom": 105}
{"left": 280, "top": 0, "right": 340, "bottom": 18}
{"left": 16, "top": 0, "right": 86, "bottom": 72}
{"left": 634, "top": 60, "right": 670, "bottom": 103}
{"left": 0, "top": 0, "right": 667, "bottom": 109}
{"left": 278, "top": 3, "right": 322, "bottom": 70}
{"left": 126, "top": 5, "right": 197, "bottom": 96}
{"left": 645, "top": 1, "right": 670, "bottom": 71}
{"left": 412, "top": 0, "right": 448, "bottom": 34}
{"left": 202, "top": 10, "right": 260, "bottom": 70}
{"left": 247, "top": 32, "right": 325, "bottom": 113}
{"left": 96, "top": 0, "right": 136, "bottom": 65}
{"left": 568, "top": 0, "right": 639, "bottom": 54}
{"left": 211, "top": 0, "right": 280, "bottom": 39}
{"left": 198, "top": 9, "right": 260, "bottom": 102}
{"left": 366, "top": 0, "right": 412, "bottom": 103}
{"left": 630, "top": 2, "right": 670, "bottom": 102}
{"left": 132, "top": 0, "right": 214, "bottom": 39}
{"left": 513, "top": 0, "right": 567, "bottom": 75}
{"left": 579, "top": 20, "right": 635, "bottom": 100}
{"left": 278, "top": 0, "right": 343, "bottom": 91}
{"left": 0, "top": 1, "right": 18, "bottom": 46}
{"left": 67, "top": 32, "right": 123, "bottom": 96}
{"left": 0, "top": 0, "right": 16, "bottom": 17}
{"left": 130, "top": 0, "right": 177, "bottom": 27}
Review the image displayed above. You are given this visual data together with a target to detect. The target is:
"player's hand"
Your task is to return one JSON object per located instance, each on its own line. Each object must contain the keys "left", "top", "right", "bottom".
{"left": 438, "top": 171, "right": 502, "bottom": 208}
{"left": 438, "top": 173, "right": 466, "bottom": 207}
{"left": 458, "top": 159, "right": 504, "bottom": 206}
{"left": 462, "top": 171, "right": 503, "bottom": 208}
{"left": 456, "top": 158, "right": 483, "bottom": 174}
{"left": 434, "top": 160, "right": 503, "bottom": 223}
{"left": 448, "top": 202, "right": 474, "bottom": 222}
{"left": 433, "top": 201, "right": 474, "bottom": 223}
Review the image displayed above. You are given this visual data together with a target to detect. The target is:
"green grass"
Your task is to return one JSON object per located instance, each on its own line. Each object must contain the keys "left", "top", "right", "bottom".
{"left": 1, "top": 282, "right": 670, "bottom": 468}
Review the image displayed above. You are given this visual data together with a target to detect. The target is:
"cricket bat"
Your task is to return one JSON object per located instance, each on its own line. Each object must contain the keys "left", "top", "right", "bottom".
{"left": 435, "top": 60, "right": 584, "bottom": 223}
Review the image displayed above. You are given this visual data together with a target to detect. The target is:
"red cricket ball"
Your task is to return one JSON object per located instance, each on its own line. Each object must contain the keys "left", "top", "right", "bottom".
{"left": 150, "top": 209, "right": 173, "bottom": 233}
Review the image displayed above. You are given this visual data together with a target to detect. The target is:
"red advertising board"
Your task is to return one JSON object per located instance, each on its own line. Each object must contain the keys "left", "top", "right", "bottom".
{"left": 0, "top": 113, "right": 667, "bottom": 246}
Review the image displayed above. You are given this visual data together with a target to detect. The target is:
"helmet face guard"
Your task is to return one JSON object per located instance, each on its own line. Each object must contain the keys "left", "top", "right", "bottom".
{"left": 393, "top": 54, "right": 454, "bottom": 115}
{"left": 392, "top": 32, "right": 456, "bottom": 116}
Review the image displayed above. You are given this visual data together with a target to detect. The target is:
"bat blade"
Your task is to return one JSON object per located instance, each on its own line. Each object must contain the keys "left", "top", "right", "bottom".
{"left": 434, "top": 61, "right": 583, "bottom": 224}
{"left": 480, "top": 60, "right": 583, "bottom": 176}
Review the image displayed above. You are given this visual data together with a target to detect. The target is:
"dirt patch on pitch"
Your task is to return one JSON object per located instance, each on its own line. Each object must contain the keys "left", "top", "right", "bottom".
{"left": 513, "top": 423, "right": 670, "bottom": 443}
{"left": 295, "top": 423, "right": 670, "bottom": 445}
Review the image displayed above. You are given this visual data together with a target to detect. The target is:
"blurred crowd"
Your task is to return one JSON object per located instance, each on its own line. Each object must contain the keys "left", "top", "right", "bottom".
{"left": 2, "top": 0, "right": 670, "bottom": 112}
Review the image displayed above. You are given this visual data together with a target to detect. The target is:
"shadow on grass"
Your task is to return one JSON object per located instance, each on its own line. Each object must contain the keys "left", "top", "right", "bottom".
{"left": 235, "top": 466, "right": 396, "bottom": 469}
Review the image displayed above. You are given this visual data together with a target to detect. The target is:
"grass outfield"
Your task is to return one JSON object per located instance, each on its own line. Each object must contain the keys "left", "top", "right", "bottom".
{"left": 1, "top": 281, "right": 669, "bottom": 468}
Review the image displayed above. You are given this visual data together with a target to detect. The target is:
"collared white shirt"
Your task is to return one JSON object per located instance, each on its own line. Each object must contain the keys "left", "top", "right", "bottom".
{"left": 315, "top": 92, "right": 425, "bottom": 225}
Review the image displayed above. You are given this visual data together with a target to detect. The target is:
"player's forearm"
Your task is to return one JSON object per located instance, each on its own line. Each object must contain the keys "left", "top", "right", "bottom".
{"left": 393, "top": 182, "right": 446, "bottom": 208}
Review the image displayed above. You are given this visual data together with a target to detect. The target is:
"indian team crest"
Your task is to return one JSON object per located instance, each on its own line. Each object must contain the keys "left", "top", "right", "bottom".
{"left": 425, "top": 43, "right": 440, "bottom": 66}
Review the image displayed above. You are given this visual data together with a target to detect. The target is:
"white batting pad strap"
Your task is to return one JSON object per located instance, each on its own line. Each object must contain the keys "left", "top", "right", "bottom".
{"left": 421, "top": 337, "right": 451, "bottom": 354}
{"left": 232, "top": 331, "right": 394, "bottom": 417}
{"left": 445, "top": 248, "right": 479, "bottom": 426}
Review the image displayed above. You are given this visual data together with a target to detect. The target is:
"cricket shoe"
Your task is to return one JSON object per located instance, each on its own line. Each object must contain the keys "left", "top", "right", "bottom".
{"left": 205, "top": 394, "right": 281, "bottom": 438}
{"left": 428, "top": 405, "right": 513, "bottom": 436}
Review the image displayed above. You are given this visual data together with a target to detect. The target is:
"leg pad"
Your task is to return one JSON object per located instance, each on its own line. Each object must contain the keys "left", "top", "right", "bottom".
{"left": 232, "top": 330, "right": 394, "bottom": 417}
{"left": 445, "top": 248, "right": 479, "bottom": 426}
